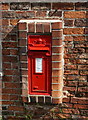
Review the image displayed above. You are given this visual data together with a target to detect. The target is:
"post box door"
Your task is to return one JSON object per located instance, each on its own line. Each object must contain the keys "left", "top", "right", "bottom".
{"left": 28, "top": 34, "right": 52, "bottom": 95}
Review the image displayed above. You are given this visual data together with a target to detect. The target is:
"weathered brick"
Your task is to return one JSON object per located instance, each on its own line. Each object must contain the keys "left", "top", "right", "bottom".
{"left": 52, "top": 46, "right": 63, "bottom": 53}
{"left": 64, "top": 70, "right": 78, "bottom": 75}
{"left": 52, "top": 22, "right": 62, "bottom": 29}
{"left": 52, "top": 3, "right": 74, "bottom": 10}
{"left": 74, "top": 104, "right": 88, "bottom": 109}
{"left": 52, "top": 91, "right": 62, "bottom": 97}
{"left": 16, "top": 11, "right": 35, "bottom": 19}
{"left": 31, "top": 3, "right": 51, "bottom": 10}
{"left": 4, "top": 82, "right": 20, "bottom": 88}
{"left": 10, "top": 2, "right": 31, "bottom": 10}
{"left": 20, "top": 55, "right": 27, "bottom": 61}
{"left": 38, "top": 97, "right": 44, "bottom": 103}
{"left": 52, "top": 62, "right": 62, "bottom": 68}
{"left": 52, "top": 55, "right": 63, "bottom": 61}
{"left": 63, "top": 28, "right": 85, "bottom": 35}
{"left": 75, "top": 2, "right": 88, "bottom": 10}
{"left": 43, "top": 23, "right": 50, "bottom": 32}
{"left": 2, "top": 42, "right": 17, "bottom": 48}
{"left": 10, "top": 19, "right": 19, "bottom": 26}
{"left": 36, "top": 11, "right": 47, "bottom": 17}
{"left": 18, "top": 22, "right": 27, "bottom": 30}
{"left": 52, "top": 39, "right": 62, "bottom": 46}
{"left": 3, "top": 56, "right": 18, "bottom": 63}
{"left": 78, "top": 65, "right": 88, "bottom": 70}
{"left": 8, "top": 106, "right": 24, "bottom": 111}
{"left": 10, "top": 49, "right": 18, "bottom": 55}
{"left": 49, "top": 11, "right": 62, "bottom": 17}
{"left": 28, "top": 23, "right": 35, "bottom": 33}
{"left": 2, "top": 3, "right": 9, "bottom": 10}
{"left": 2, "top": 19, "right": 9, "bottom": 26}
{"left": 52, "top": 30, "right": 62, "bottom": 38}
{"left": 18, "top": 39, "right": 26, "bottom": 47}
{"left": 75, "top": 19, "right": 88, "bottom": 27}
{"left": 18, "top": 31, "right": 27, "bottom": 38}
{"left": 73, "top": 36, "right": 85, "bottom": 41}
{"left": 4, "top": 69, "right": 19, "bottom": 75}
{"left": 52, "top": 70, "right": 63, "bottom": 76}
{"left": 64, "top": 36, "right": 73, "bottom": 41}
{"left": 64, "top": 20, "right": 74, "bottom": 27}
{"left": 2, "top": 49, "right": 10, "bottom": 55}
{"left": 36, "top": 23, "right": 43, "bottom": 33}
{"left": 52, "top": 98, "right": 62, "bottom": 104}
{"left": 64, "top": 11, "right": 86, "bottom": 18}
{"left": 2, "top": 88, "right": 21, "bottom": 94}
{"left": 3, "top": 63, "right": 11, "bottom": 69}
{"left": 52, "top": 76, "right": 62, "bottom": 83}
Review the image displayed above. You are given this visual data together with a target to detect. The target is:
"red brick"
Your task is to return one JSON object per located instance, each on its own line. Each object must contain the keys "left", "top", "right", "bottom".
{"left": 64, "top": 70, "right": 78, "bottom": 75}
{"left": 43, "top": 23, "right": 50, "bottom": 32}
{"left": 74, "top": 104, "right": 88, "bottom": 109}
{"left": 52, "top": 46, "right": 63, "bottom": 53}
{"left": 63, "top": 86, "right": 76, "bottom": 92}
{"left": 64, "top": 28, "right": 85, "bottom": 35}
{"left": 78, "top": 87, "right": 88, "bottom": 92}
{"left": 3, "top": 56, "right": 18, "bottom": 63}
{"left": 78, "top": 65, "right": 88, "bottom": 70}
{"left": 36, "top": 23, "right": 43, "bottom": 33}
{"left": 73, "top": 36, "right": 85, "bottom": 41}
{"left": 2, "top": 49, "right": 10, "bottom": 55}
{"left": 28, "top": 23, "right": 35, "bottom": 32}
{"left": 20, "top": 55, "right": 27, "bottom": 61}
{"left": 52, "top": 3, "right": 74, "bottom": 10}
{"left": 4, "top": 69, "right": 19, "bottom": 75}
{"left": 3, "top": 76, "right": 12, "bottom": 82}
{"left": 10, "top": 49, "right": 18, "bottom": 55}
{"left": 49, "top": 11, "right": 62, "bottom": 17}
{"left": 10, "top": 19, "right": 19, "bottom": 26}
{"left": 31, "top": 3, "right": 51, "bottom": 10}
{"left": 8, "top": 106, "right": 24, "bottom": 111}
{"left": 52, "top": 69, "right": 63, "bottom": 76}
{"left": 52, "top": 62, "right": 62, "bottom": 68}
{"left": 36, "top": 11, "right": 47, "bottom": 17}
{"left": 4, "top": 82, "right": 20, "bottom": 88}
{"left": 52, "top": 98, "right": 62, "bottom": 104}
{"left": 52, "top": 55, "right": 63, "bottom": 61}
{"left": 71, "top": 97, "right": 88, "bottom": 104}
{"left": 65, "top": 64, "right": 77, "bottom": 69}
{"left": 52, "top": 39, "right": 62, "bottom": 46}
{"left": 62, "top": 98, "right": 70, "bottom": 103}
{"left": 2, "top": 3, "right": 9, "bottom": 10}
{"left": 64, "top": 11, "right": 86, "bottom": 18}
{"left": 21, "top": 70, "right": 28, "bottom": 75}
{"left": 64, "top": 20, "right": 74, "bottom": 27}
{"left": 2, "top": 42, "right": 17, "bottom": 48}
{"left": 18, "top": 31, "right": 27, "bottom": 38}
{"left": 52, "top": 22, "right": 62, "bottom": 29}
{"left": 2, "top": 101, "right": 14, "bottom": 105}
{"left": 75, "top": 2, "right": 88, "bottom": 10}
{"left": 52, "top": 30, "right": 62, "bottom": 38}
{"left": 3, "top": 63, "right": 11, "bottom": 69}
{"left": 18, "top": 22, "right": 27, "bottom": 30}
{"left": 2, "top": 88, "right": 21, "bottom": 94}
{"left": 2, "top": 19, "right": 9, "bottom": 25}
{"left": 64, "top": 36, "right": 73, "bottom": 41}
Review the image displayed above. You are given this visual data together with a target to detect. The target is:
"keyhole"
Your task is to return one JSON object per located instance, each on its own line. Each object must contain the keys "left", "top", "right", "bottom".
{"left": 36, "top": 76, "right": 38, "bottom": 78}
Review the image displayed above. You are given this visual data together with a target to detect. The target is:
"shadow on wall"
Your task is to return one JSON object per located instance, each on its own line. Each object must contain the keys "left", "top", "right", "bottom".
{"left": 2, "top": 22, "right": 26, "bottom": 118}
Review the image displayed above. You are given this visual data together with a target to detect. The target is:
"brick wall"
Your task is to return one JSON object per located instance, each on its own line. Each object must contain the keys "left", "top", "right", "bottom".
{"left": 1, "top": 1, "right": 88, "bottom": 119}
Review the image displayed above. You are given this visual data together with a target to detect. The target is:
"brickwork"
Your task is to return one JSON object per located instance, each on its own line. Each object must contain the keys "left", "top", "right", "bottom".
{"left": 1, "top": 1, "right": 88, "bottom": 119}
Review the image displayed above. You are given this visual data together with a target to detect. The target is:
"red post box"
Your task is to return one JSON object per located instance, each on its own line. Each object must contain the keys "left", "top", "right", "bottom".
{"left": 28, "top": 33, "right": 52, "bottom": 95}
